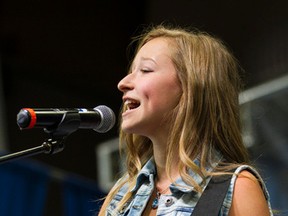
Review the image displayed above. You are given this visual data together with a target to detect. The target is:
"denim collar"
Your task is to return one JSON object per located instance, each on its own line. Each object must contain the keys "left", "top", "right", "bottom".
{"left": 130, "top": 158, "right": 156, "bottom": 193}
{"left": 130, "top": 153, "right": 222, "bottom": 194}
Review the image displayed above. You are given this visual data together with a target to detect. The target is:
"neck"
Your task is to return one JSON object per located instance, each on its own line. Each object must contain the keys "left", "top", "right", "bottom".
{"left": 150, "top": 136, "right": 180, "bottom": 188}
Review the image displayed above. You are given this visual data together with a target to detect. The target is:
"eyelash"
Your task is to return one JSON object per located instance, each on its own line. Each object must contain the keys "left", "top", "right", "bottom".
{"left": 140, "top": 69, "right": 153, "bottom": 73}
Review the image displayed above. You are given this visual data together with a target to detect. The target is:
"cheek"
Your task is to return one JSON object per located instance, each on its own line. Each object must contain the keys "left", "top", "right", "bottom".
{"left": 148, "top": 81, "right": 181, "bottom": 108}
{"left": 164, "top": 81, "right": 182, "bottom": 108}
{"left": 138, "top": 83, "right": 154, "bottom": 100}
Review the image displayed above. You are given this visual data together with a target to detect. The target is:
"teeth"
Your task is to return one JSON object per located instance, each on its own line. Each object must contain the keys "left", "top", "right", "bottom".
{"left": 124, "top": 100, "right": 131, "bottom": 110}
{"left": 124, "top": 99, "right": 138, "bottom": 105}
{"left": 124, "top": 100, "right": 131, "bottom": 106}
{"left": 124, "top": 99, "right": 140, "bottom": 110}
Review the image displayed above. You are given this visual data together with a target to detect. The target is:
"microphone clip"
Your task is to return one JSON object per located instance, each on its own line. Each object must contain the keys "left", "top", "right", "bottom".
{"left": 43, "top": 110, "right": 81, "bottom": 137}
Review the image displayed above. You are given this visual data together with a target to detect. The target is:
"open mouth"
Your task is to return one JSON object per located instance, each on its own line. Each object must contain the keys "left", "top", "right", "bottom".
{"left": 124, "top": 99, "right": 140, "bottom": 111}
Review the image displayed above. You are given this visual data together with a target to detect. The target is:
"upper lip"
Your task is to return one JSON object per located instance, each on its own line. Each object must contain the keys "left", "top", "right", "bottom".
{"left": 122, "top": 96, "right": 139, "bottom": 103}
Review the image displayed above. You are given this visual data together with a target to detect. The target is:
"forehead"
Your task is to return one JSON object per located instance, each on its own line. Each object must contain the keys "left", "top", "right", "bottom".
{"left": 140, "top": 37, "right": 172, "bottom": 55}
{"left": 132, "top": 37, "right": 173, "bottom": 64}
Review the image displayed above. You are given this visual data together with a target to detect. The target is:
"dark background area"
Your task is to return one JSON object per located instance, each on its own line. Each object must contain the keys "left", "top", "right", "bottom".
{"left": 0, "top": 0, "right": 287, "bottom": 214}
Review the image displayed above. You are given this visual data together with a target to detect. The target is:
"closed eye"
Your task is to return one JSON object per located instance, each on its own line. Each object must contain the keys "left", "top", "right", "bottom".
{"left": 140, "top": 68, "right": 153, "bottom": 73}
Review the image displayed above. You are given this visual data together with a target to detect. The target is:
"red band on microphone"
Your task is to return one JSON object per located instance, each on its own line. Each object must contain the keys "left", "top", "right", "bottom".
{"left": 24, "top": 108, "right": 37, "bottom": 129}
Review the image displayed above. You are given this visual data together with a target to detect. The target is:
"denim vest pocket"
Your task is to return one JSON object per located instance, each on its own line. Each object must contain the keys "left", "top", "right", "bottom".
{"left": 174, "top": 207, "right": 194, "bottom": 215}
{"left": 156, "top": 206, "right": 193, "bottom": 216}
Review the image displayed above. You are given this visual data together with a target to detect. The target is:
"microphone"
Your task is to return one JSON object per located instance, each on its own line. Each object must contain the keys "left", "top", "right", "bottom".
{"left": 16, "top": 105, "right": 116, "bottom": 133}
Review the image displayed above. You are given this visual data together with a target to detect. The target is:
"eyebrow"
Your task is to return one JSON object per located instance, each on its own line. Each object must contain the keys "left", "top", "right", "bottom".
{"left": 140, "top": 57, "right": 157, "bottom": 64}
{"left": 131, "top": 57, "right": 157, "bottom": 71}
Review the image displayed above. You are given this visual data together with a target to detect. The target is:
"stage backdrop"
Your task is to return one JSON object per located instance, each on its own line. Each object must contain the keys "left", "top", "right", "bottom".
{"left": 0, "top": 157, "right": 105, "bottom": 216}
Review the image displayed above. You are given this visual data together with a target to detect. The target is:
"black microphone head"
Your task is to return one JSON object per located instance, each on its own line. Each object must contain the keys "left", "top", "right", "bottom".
{"left": 17, "top": 109, "right": 32, "bottom": 129}
{"left": 93, "top": 105, "right": 116, "bottom": 133}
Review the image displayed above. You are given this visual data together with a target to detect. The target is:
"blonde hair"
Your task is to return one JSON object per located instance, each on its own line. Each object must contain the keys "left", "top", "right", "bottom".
{"left": 98, "top": 24, "right": 249, "bottom": 215}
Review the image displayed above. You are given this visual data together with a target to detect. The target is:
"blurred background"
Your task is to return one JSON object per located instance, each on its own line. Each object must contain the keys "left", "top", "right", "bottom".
{"left": 0, "top": 0, "right": 287, "bottom": 215}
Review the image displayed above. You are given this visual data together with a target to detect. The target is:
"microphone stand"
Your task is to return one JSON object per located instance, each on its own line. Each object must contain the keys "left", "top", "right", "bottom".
{"left": 0, "top": 137, "right": 66, "bottom": 164}
{"left": 0, "top": 111, "right": 81, "bottom": 164}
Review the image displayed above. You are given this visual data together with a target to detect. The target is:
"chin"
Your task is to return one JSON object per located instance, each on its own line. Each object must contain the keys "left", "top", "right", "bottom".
{"left": 121, "top": 125, "right": 144, "bottom": 136}
{"left": 121, "top": 123, "right": 136, "bottom": 134}
{"left": 121, "top": 128, "right": 134, "bottom": 134}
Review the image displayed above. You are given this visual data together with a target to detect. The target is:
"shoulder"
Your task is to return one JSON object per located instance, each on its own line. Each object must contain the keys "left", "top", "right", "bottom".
{"left": 228, "top": 166, "right": 272, "bottom": 216}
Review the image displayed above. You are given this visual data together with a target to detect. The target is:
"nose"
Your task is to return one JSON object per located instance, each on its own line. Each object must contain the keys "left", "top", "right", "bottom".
{"left": 117, "top": 73, "right": 134, "bottom": 92}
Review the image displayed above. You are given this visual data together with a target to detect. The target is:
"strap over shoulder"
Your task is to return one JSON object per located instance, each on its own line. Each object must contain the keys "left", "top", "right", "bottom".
{"left": 191, "top": 169, "right": 234, "bottom": 216}
{"left": 192, "top": 165, "right": 272, "bottom": 216}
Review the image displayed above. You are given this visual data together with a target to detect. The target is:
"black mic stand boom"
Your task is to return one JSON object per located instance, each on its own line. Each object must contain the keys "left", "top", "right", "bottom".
{"left": 0, "top": 111, "right": 82, "bottom": 164}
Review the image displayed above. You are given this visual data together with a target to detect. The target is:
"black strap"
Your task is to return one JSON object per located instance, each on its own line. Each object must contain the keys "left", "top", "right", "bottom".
{"left": 191, "top": 173, "right": 233, "bottom": 216}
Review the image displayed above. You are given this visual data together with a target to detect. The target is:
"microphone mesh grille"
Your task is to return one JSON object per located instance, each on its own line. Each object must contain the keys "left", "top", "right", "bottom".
{"left": 94, "top": 105, "right": 116, "bottom": 133}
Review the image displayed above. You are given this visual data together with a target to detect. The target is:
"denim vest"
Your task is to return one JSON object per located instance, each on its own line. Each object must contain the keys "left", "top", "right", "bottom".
{"left": 105, "top": 158, "right": 273, "bottom": 216}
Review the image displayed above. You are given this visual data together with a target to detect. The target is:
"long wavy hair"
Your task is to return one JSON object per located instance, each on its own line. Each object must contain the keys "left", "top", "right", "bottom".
{"left": 98, "top": 24, "right": 249, "bottom": 215}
